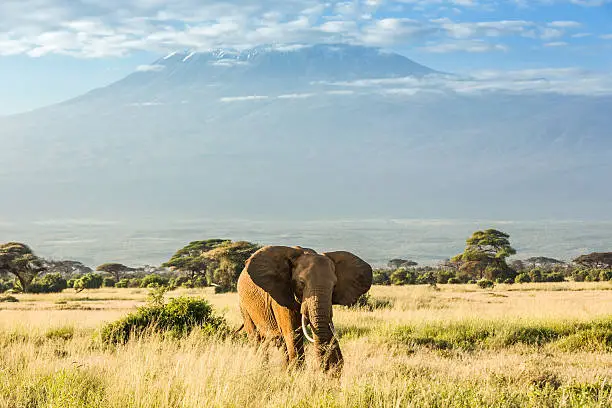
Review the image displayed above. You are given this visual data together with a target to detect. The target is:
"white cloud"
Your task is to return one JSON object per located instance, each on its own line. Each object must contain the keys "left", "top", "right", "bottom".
{"left": 277, "top": 93, "right": 315, "bottom": 99}
{"left": 548, "top": 21, "right": 581, "bottom": 28}
{"left": 601, "top": 34, "right": 612, "bottom": 39}
{"left": 136, "top": 64, "right": 165, "bottom": 72}
{"left": 220, "top": 95, "right": 269, "bottom": 102}
{"left": 543, "top": 41, "right": 568, "bottom": 47}
{"left": 0, "top": 0, "right": 607, "bottom": 58}
{"left": 319, "top": 68, "right": 612, "bottom": 96}
{"left": 422, "top": 40, "right": 507, "bottom": 53}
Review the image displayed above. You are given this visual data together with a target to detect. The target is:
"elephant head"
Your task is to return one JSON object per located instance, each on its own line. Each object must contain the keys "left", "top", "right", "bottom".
{"left": 244, "top": 246, "right": 372, "bottom": 371}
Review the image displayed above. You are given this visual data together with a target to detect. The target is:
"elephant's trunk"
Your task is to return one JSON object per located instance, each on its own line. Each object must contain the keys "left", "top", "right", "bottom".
{"left": 304, "top": 291, "right": 343, "bottom": 372}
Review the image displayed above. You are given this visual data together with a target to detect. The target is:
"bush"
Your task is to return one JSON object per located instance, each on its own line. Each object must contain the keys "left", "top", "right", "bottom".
{"left": 0, "top": 280, "right": 15, "bottom": 293}
{"left": 100, "top": 296, "right": 228, "bottom": 345}
{"left": 528, "top": 268, "right": 544, "bottom": 283}
{"left": 103, "top": 277, "right": 117, "bottom": 287}
{"left": 476, "top": 279, "right": 494, "bottom": 289}
{"left": 194, "top": 276, "right": 208, "bottom": 288}
{"left": 139, "top": 274, "right": 169, "bottom": 288}
{"left": 28, "top": 273, "right": 68, "bottom": 293}
{"left": 544, "top": 272, "right": 565, "bottom": 282}
{"left": 515, "top": 273, "right": 531, "bottom": 283}
{"left": 435, "top": 269, "right": 455, "bottom": 284}
{"left": 599, "top": 270, "right": 612, "bottom": 282}
{"left": 73, "top": 273, "right": 104, "bottom": 291}
{"left": 127, "top": 278, "right": 142, "bottom": 288}
{"left": 0, "top": 295, "right": 18, "bottom": 302}
{"left": 372, "top": 269, "right": 391, "bottom": 285}
{"left": 447, "top": 277, "right": 461, "bottom": 284}
{"left": 66, "top": 279, "right": 76, "bottom": 288}
{"left": 169, "top": 276, "right": 189, "bottom": 288}
{"left": 115, "top": 279, "right": 129, "bottom": 288}
{"left": 349, "top": 293, "right": 393, "bottom": 311}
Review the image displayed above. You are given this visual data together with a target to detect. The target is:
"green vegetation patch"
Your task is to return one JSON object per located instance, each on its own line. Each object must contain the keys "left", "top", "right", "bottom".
{"left": 100, "top": 296, "right": 228, "bottom": 345}
{"left": 386, "top": 318, "right": 612, "bottom": 352}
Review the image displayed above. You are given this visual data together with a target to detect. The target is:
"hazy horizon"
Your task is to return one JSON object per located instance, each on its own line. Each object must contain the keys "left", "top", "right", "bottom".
{"left": 2, "top": 217, "right": 611, "bottom": 268}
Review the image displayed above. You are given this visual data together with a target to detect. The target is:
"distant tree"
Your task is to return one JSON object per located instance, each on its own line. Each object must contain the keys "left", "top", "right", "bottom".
{"left": 573, "top": 252, "right": 612, "bottom": 269}
{"left": 96, "top": 263, "right": 135, "bottom": 282}
{"left": 524, "top": 257, "right": 565, "bottom": 269}
{"left": 0, "top": 243, "right": 46, "bottom": 292}
{"left": 452, "top": 229, "right": 517, "bottom": 281}
{"left": 162, "top": 239, "right": 231, "bottom": 281}
{"left": 43, "top": 259, "right": 92, "bottom": 277}
{"left": 387, "top": 259, "right": 418, "bottom": 269}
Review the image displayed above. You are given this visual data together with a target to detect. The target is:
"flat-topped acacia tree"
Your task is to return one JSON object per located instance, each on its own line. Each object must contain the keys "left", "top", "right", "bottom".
{"left": 96, "top": 263, "right": 135, "bottom": 281}
{"left": 452, "top": 229, "right": 517, "bottom": 282}
{"left": 0, "top": 242, "right": 46, "bottom": 292}
{"left": 162, "top": 239, "right": 232, "bottom": 281}
{"left": 163, "top": 239, "right": 261, "bottom": 291}
{"left": 573, "top": 252, "right": 612, "bottom": 269}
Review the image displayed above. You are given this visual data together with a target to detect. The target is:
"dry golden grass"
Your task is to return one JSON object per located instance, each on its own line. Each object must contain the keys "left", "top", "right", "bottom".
{"left": 1, "top": 282, "right": 611, "bottom": 407}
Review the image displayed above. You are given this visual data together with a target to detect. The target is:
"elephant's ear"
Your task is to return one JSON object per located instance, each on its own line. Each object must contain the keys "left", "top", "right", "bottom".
{"left": 324, "top": 251, "right": 373, "bottom": 306}
{"left": 244, "top": 246, "right": 304, "bottom": 308}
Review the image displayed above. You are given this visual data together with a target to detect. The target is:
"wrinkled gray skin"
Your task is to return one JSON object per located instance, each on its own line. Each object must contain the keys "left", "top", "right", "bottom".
{"left": 237, "top": 246, "right": 372, "bottom": 373}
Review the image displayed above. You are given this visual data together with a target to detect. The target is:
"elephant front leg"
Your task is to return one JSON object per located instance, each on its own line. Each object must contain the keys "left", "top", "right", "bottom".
{"left": 275, "top": 307, "right": 305, "bottom": 369}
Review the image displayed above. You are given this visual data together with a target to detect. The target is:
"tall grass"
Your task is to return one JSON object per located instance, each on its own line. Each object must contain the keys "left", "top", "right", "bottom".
{"left": 0, "top": 283, "right": 611, "bottom": 407}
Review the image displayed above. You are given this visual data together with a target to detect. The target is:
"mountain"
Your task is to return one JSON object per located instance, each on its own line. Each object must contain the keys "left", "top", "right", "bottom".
{"left": 0, "top": 44, "right": 610, "bottom": 222}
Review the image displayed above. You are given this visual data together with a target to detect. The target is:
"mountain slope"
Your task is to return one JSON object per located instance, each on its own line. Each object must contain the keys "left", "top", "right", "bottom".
{"left": 0, "top": 44, "right": 610, "bottom": 221}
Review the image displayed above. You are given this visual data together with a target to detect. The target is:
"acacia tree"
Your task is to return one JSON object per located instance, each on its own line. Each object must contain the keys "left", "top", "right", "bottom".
{"left": 44, "top": 260, "right": 92, "bottom": 277}
{"left": 96, "top": 263, "right": 135, "bottom": 281}
{"left": 573, "top": 252, "right": 612, "bottom": 269}
{"left": 162, "top": 239, "right": 232, "bottom": 281}
{"left": 0, "top": 242, "right": 46, "bottom": 292}
{"left": 452, "top": 229, "right": 516, "bottom": 281}
{"left": 387, "top": 259, "right": 418, "bottom": 269}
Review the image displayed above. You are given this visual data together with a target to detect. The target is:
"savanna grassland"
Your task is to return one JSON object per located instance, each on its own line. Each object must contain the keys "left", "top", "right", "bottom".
{"left": 1, "top": 283, "right": 611, "bottom": 408}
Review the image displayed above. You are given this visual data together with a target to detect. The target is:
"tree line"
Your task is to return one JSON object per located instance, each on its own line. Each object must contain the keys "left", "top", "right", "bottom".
{"left": 0, "top": 239, "right": 261, "bottom": 294}
{"left": 374, "top": 229, "right": 612, "bottom": 288}
{"left": 1, "top": 230, "right": 611, "bottom": 294}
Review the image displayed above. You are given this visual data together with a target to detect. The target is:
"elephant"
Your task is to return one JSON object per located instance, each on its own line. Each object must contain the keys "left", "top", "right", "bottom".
{"left": 237, "top": 245, "right": 373, "bottom": 372}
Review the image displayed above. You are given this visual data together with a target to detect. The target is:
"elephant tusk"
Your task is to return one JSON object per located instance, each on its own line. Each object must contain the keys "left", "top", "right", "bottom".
{"left": 301, "top": 314, "right": 315, "bottom": 343}
{"left": 329, "top": 321, "right": 337, "bottom": 338}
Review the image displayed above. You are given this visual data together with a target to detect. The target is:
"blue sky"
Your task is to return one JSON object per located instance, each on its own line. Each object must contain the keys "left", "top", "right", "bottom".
{"left": 1, "top": 0, "right": 611, "bottom": 115}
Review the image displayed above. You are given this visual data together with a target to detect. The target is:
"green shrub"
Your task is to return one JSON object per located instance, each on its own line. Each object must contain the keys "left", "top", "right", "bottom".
{"left": 504, "top": 278, "right": 515, "bottom": 284}
{"left": 100, "top": 296, "right": 228, "bottom": 345}
{"left": 115, "top": 278, "right": 129, "bottom": 288}
{"left": 447, "top": 277, "right": 461, "bottom": 284}
{"left": 127, "top": 278, "right": 142, "bottom": 288}
{"left": 571, "top": 269, "right": 587, "bottom": 282}
{"left": 515, "top": 273, "right": 531, "bottom": 283}
{"left": 73, "top": 273, "right": 103, "bottom": 291}
{"left": 102, "top": 277, "right": 117, "bottom": 287}
{"left": 0, "top": 295, "right": 18, "bottom": 302}
{"left": 528, "top": 268, "right": 544, "bottom": 283}
{"left": 543, "top": 272, "right": 565, "bottom": 282}
{"left": 476, "top": 279, "right": 494, "bottom": 289}
{"left": 139, "top": 274, "right": 169, "bottom": 288}
{"left": 349, "top": 293, "right": 393, "bottom": 311}
{"left": 599, "top": 270, "right": 612, "bottom": 282}
{"left": 45, "top": 326, "right": 74, "bottom": 341}
{"left": 0, "top": 280, "right": 14, "bottom": 293}
{"left": 66, "top": 279, "right": 76, "bottom": 288}
{"left": 372, "top": 269, "right": 391, "bottom": 285}
{"left": 29, "top": 273, "right": 68, "bottom": 293}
